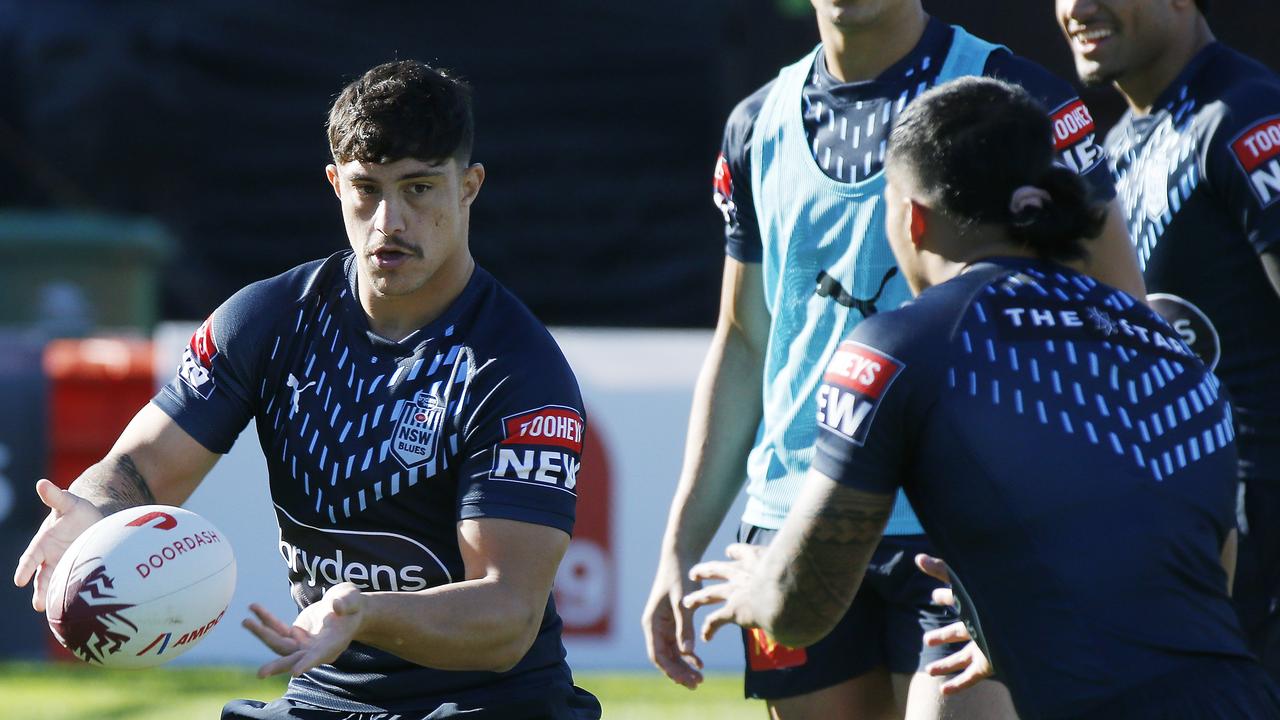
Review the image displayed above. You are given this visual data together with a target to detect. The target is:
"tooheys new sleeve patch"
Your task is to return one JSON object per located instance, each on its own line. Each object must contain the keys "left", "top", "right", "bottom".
{"left": 489, "top": 405, "right": 584, "bottom": 493}
{"left": 178, "top": 315, "right": 218, "bottom": 399}
{"left": 816, "top": 341, "right": 905, "bottom": 445}
{"left": 713, "top": 152, "right": 738, "bottom": 226}
{"left": 1229, "top": 114, "right": 1280, "bottom": 206}
{"left": 1050, "top": 99, "right": 1103, "bottom": 175}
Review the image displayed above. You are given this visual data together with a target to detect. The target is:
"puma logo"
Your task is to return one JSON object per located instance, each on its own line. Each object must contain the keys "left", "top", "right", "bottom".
{"left": 286, "top": 373, "right": 317, "bottom": 415}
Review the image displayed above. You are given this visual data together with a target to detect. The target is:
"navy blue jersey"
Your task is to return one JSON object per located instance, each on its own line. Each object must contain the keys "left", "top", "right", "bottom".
{"left": 154, "top": 251, "right": 587, "bottom": 714}
{"left": 1106, "top": 42, "right": 1280, "bottom": 484}
{"left": 812, "top": 258, "right": 1250, "bottom": 719}
{"left": 713, "top": 18, "right": 1114, "bottom": 262}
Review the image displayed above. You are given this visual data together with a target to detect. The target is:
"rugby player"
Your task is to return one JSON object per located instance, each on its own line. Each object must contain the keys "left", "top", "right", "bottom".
{"left": 642, "top": 1, "right": 1142, "bottom": 717}
{"left": 1056, "top": 0, "right": 1280, "bottom": 679}
{"left": 13, "top": 60, "right": 601, "bottom": 720}
{"left": 684, "top": 76, "right": 1280, "bottom": 720}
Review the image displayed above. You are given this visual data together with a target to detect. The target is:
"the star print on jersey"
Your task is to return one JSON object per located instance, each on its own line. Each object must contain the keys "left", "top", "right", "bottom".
{"left": 154, "top": 251, "right": 585, "bottom": 714}
{"left": 811, "top": 258, "right": 1249, "bottom": 719}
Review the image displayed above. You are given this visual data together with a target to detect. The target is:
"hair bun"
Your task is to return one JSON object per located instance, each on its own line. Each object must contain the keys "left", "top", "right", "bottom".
{"left": 1005, "top": 166, "right": 1106, "bottom": 260}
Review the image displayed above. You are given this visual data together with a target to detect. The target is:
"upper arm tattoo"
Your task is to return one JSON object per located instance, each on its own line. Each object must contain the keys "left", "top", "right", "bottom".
{"left": 754, "top": 475, "right": 894, "bottom": 646}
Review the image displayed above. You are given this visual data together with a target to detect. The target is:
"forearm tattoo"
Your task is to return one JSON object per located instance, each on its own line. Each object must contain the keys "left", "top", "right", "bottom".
{"left": 72, "top": 453, "right": 158, "bottom": 515}
{"left": 756, "top": 481, "right": 893, "bottom": 645}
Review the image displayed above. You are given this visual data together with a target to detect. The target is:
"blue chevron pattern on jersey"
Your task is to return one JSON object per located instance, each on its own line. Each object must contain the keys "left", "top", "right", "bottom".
{"left": 950, "top": 265, "right": 1233, "bottom": 484}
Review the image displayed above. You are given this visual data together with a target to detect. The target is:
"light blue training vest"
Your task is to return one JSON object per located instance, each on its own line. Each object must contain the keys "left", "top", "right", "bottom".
{"left": 744, "top": 27, "right": 1001, "bottom": 533}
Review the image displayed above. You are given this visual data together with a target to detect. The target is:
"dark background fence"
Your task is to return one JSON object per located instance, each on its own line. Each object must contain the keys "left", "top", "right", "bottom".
{"left": 0, "top": 0, "right": 1274, "bottom": 328}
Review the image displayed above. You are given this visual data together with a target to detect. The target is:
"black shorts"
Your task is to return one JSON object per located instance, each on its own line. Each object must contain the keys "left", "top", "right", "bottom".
{"left": 736, "top": 526, "right": 958, "bottom": 700}
{"left": 221, "top": 687, "right": 601, "bottom": 720}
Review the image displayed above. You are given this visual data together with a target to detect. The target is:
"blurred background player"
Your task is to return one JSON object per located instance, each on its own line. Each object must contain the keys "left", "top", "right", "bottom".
{"left": 684, "top": 75, "right": 1279, "bottom": 720}
{"left": 642, "top": 0, "right": 1144, "bottom": 717}
{"left": 13, "top": 61, "right": 601, "bottom": 720}
{"left": 1056, "top": 0, "right": 1280, "bottom": 680}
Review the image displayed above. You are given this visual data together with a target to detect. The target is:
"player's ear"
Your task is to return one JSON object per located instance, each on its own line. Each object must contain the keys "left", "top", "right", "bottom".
{"left": 908, "top": 199, "right": 929, "bottom": 248}
{"left": 460, "top": 162, "right": 485, "bottom": 208}
{"left": 326, "top": 164, "right": 342, "bottom": 199}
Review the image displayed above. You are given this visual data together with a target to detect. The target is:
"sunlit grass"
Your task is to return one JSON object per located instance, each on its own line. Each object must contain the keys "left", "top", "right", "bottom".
{"left": 0, "top": 663, "right": 758, "bottom": 719}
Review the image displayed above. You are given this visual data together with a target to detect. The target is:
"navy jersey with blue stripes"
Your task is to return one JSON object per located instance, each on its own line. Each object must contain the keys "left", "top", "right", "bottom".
{"left": 154, "top": 251, "right": 588, "bottom": 715}
{"left": 812, "top": 258, "right": 1250, "bottom": 719}
{"left": 1106, "top": 42, "right": 1280, "bottom": 484}
{"left": 713, "top": 18, "right": 1114, "bottom": 262}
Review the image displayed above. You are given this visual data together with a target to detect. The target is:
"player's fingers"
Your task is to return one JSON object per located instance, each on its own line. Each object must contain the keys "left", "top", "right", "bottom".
{"left": 31, "top": 564, "right": 50, "bottom": 612}
{"left": 699, "top": 606, "right": 734, "bottom": 643}
{"left": 671, "top": 594, "right": 698, "bottom": 656}
{"left": 675, "top": 611, "right": 704, "bottom": 673}
{"left": 34, "top": 479, "right": 85, "bottom": 517}
{"left": 289, "top": 644, "right": 339, "bottom": 677}
{"left": 925, "top": 646, "right": 973, "bottom": 677}
{"left": 330, "top": 592, "right": 362, "bottom": 616}
{"left": 651, "top": 639, "right": 704, "bottom": 689}
{"left": 931, "top": 587, "right": 955, "bottom": 607}
{"left": 924, "top": 620, "right": 970, "bottom": 647}
{"left": 258, "top": 649, "right": 305, "bottom": 678}
{"left": 644, "top": 601, "right": 704, "bottom": 688}
{"left": 249, "top": 603, "right": 297, "bottom": 638}
{"left": 914, "top": 553, "right": 951, "bottom": 583}
{"left": 680, "top": 584, "right": 729, "bottom": 611}
{"left": 640, "top": 599, "right": 671, "bottom": 658}
{"left": 13, "top": 539, "right": 43, "bottom": 589}
{"left": 688, "top": 560, "right": 737, "bottom": 582}
{"left": 14, "top": 486, "right": 62, "bottom": 589}
{"left": 723, "top": 543, "right": 762, "bottom": 561}
{"left": 242, "top": 617, "right": 301, "bottom": 656}
{"left": 941, "top": 661, "right": 991, "bottom": 695}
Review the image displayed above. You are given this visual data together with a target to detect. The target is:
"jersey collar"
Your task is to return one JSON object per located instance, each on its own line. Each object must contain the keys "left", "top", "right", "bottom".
{"left": 811, "top": 16, "right": 952, "bottom": 98}
{"left": 340, "top": 251, "right": 491, "bottom": 355}
{"left": 1151, "top": 41, "right": 1224, "bottom": 114}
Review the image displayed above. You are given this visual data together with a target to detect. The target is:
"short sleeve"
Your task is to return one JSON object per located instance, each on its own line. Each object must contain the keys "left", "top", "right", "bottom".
{"left": 811, "top": 337, "right": 915, "bottom": 495}
{"left": 718, "top": 82, "right": 771, "bottom": 263}
{"left": 1205, "top": 86, "right": 1280, "bottom": 254}
{"left": 151, "top": 281, "right": 277, "bottom": 454}
{"left": 456, "top": 357, "right": 584, "bottom": 536}
{"left": 984, "top": 49, "right": 1115, "bottom": 203}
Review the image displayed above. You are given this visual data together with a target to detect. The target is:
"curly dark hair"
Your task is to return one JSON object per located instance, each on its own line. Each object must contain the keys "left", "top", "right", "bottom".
{"left": 886, "top": 76, "right": 1106, "bottom": 262}
{"left": 327, "top": 60, "right": 474, "bottom": 164}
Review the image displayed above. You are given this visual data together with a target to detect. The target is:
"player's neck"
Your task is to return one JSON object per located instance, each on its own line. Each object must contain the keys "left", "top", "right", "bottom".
{"left": 919, "top": 235, "right": 1040, "bottom": 291}
{"left": 818, "top": 7, "right": 929, "bottom": 83}
{"left": 357, "top": 253, "right": 476, "bottom": 343}
{"left": 1116, "top": 21, "right": 1215, "bottom": 115}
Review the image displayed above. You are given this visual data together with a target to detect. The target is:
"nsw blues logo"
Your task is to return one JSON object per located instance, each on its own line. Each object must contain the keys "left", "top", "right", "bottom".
{"left": 392, "top": 390, "right": 446, "bottom": 469}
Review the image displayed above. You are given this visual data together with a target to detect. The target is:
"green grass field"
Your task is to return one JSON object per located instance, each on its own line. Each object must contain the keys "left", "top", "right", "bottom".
{"left": 0, "top": 663, "right": 757, "bottom": 719}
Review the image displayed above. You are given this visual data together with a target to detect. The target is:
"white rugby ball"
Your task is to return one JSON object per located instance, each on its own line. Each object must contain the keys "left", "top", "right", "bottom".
{"left": 45, "top": 505, "right": 236, "bottom": 668}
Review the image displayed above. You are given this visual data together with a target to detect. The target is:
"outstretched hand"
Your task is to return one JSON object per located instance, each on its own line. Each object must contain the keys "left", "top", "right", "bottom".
{"left": 681, "top": 543, "right": 767, "bottom": 643}
{"left": 244, "top": 582, "right": 367, "bottom": 678}
{"left": 13, "top": 479, "right": 105, "bottom": 612}
{"left": 914, "top": 553, "right": 994, "bottom": 695}
{"left": 642, "top": 554, "right": 705, "bottom": 689}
